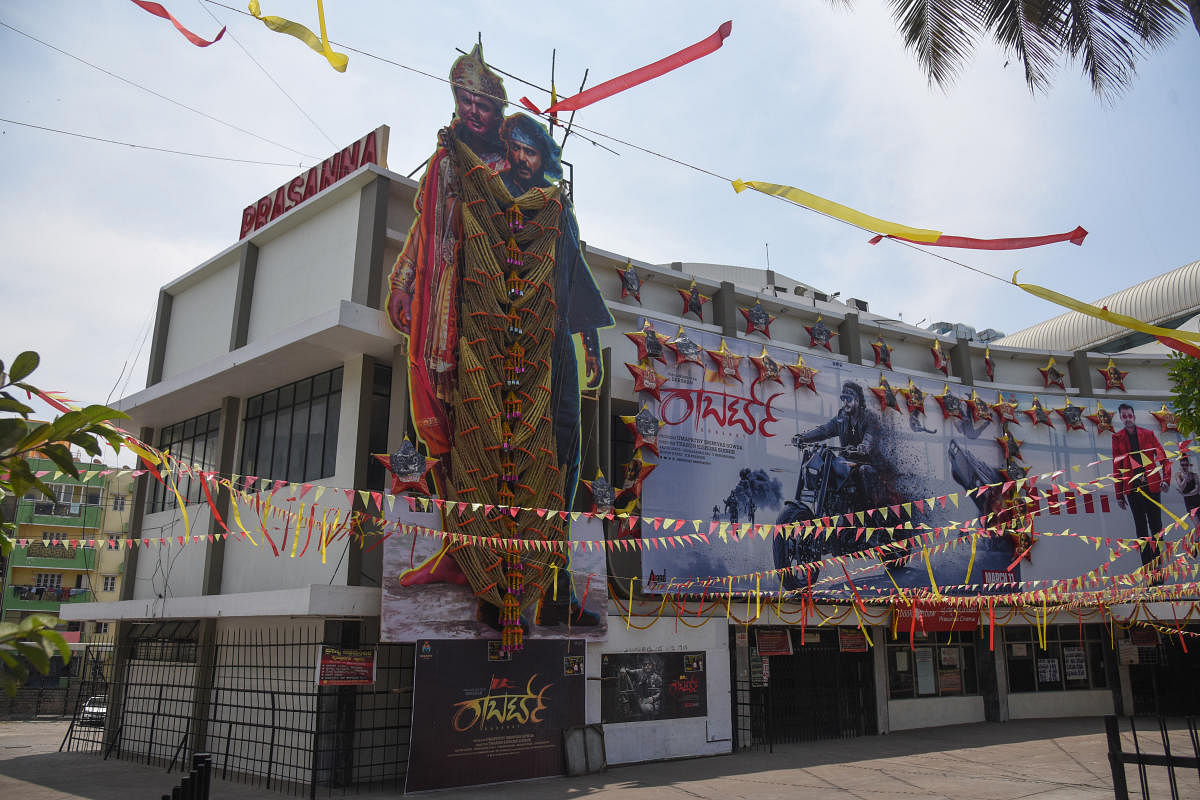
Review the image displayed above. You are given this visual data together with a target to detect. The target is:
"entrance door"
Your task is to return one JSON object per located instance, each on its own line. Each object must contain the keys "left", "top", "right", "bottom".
{"left": 767, "top": 630, "right": 876, "bottom": 744}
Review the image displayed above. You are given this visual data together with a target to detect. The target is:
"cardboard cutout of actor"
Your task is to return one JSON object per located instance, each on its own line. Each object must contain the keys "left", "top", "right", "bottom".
{"left": 384, "top": 46, "right": 612, "bottom": 649}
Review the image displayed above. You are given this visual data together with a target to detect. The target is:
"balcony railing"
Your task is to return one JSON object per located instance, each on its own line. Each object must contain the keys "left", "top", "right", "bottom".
{"left": 9, "top": 545, "right": 96, "bottom": 571}
{"left": 4, "top": 584, "right": 93, "bottom": 612}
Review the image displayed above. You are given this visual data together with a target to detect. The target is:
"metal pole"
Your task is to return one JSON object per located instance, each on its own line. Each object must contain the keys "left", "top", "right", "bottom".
{"left": 1104, "top": 715, "right": 1130, "bottom": 800}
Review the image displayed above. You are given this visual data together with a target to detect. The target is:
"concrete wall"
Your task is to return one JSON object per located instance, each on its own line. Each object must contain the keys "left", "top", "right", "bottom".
{"left": 1008, "top": 689, "right": 1113, "bottom": 719}
{"left": 161, "top": 256, "right": 238, "bottom": 381}
{"left": 131, "top": 505, "right": 213, "bottom": 600}
{"left": 589, "top": 620, "right": 731, "bottom": 765}
{"left": 888, "top": 695, "right": 986, "bottom": 731}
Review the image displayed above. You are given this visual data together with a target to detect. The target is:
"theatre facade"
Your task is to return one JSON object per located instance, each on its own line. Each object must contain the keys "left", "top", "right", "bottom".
{"left": 61, "top": 124, "right": 1199, "bottom": 792}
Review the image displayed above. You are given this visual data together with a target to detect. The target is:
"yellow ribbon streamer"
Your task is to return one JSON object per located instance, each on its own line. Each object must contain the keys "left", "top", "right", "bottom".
{"left": 1012, "top": 271, "right": 1200, "bottom": 345}
{"left": 732, "top": 179, "right": 941, "bottom": 242}
{"left": 965, "top": 534, "right": 977, "bottom": 585}
{"left": 248, "top": 0, "right": 348, "bottom": 72}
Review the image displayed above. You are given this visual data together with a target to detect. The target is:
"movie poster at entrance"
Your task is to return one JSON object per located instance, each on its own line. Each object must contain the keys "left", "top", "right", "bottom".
{"left": 406, "top": 638, "right": 585, "bottom": 792}
{"left": 633, "top": 317, "right": 1193, "bottom": 595}
{"left": 599, "top": 651, "right": 707, "bottom": 723}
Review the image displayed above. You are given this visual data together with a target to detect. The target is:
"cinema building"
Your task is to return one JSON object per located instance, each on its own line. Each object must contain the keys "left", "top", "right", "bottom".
{"left": 60, "top": 127, "right": 1199, "bottom": 793}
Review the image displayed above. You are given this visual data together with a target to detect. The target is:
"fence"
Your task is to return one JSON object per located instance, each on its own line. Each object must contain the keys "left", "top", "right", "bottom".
{"left": 1104, "top": 715, "right": 1200, "bottom": 800}
{"left": 62, "top": 627, "right": 414, "bottom": 797}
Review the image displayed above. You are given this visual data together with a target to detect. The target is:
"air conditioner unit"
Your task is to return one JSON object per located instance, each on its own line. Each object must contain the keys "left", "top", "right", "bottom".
{"left": 846, "top": 298, "right": 869, "bottom": 312}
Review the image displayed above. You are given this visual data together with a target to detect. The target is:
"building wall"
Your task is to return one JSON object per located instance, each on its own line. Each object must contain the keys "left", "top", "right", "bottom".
{"left": 161, "top": 256, "right": 239, "bottom": 382}
{"left": 888, "top": 696, "right": 985, "bottom": 731}
{"left": 1008, "top": 689, "right": 1113, "bottom": 719}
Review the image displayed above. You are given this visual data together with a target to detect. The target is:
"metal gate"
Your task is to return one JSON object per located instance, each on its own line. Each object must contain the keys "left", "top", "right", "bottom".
{"left": 765, "top": 633, "right": 876, "bottom": 744}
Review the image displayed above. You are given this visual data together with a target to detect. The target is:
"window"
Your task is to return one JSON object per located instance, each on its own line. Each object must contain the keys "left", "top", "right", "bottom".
{"left": 84, "top": 488, "right": 101, "bottom": 506}
{"left": 1005, "top": 625, "right": 1108, "bottom": 693}
{"left": 888, "top": 631, "right": 979, "bottom": 699}
{"left": 240, "top": 367, "right": 343, "bottom": 483}
{"left": 107, "top": 540, "right": 120, "bottom": 550}
{"left": 94, "top": 622, "right": 109, "bottom": 635}
{"left": 112, "top": 495, "right": 126, "bottom": 511}
{"left": 149, "top": 410, "right": 221, "bottom": 513}
{"left": 102, "top": 576, "right": 117, "bottom": 592}
{"left": 35, "top": 573, "right": 63, "bottom": 588}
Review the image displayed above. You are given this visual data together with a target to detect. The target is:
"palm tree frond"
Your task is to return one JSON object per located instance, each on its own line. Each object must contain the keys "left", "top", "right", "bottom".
{"left": 1059, "top": 0, "right": 1186, "bottom": 97}
{"left": 888, "top": 0, "right": 988, "bottom": 88}
{"left": 982, "top": 0, "right": 1063, "bottom": 93}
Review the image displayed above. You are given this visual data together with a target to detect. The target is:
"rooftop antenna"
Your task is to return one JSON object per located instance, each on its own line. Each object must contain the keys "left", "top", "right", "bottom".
{"left": 764, "top": 242, "right": 770, "bottom": 269}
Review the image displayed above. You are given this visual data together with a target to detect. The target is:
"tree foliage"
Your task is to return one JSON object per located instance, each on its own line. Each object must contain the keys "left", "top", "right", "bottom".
{"left": 0, "top": 351, "right": 127, "bottom": 695}
{"left": 1168, "top": 352, "right": 1200, "bottom": 437}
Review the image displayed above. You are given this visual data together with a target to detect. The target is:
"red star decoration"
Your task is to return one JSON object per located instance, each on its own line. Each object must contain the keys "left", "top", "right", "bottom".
{"left": 1023, "top": 397, "right": 1055, "bottom": 428}
{"left": 1055, "top": 399, "right": 1086, "bottom": 431}
{"left": 983, "top": 347, "right": 995, "bottom": 382}
{"left": 1086, "top": 402, "right": 1115, "bottom": 434}
{"left": 749, "top": 347, "right": 785, "bottom": 392}
{"left": 991, "top": 393, "right": 1020, "bottom": 425}
{"left": 1038, "top": 356, "right": 1066, "bottom": 390}
{"left": 740, "top": 301, "right": 776, "bottom": 338}
{"left": 871, "top": 338, "right": 893, "bottom": 369}
{"left": 626, "top": 361, "right": 669, "bottom": 400}
{"left": 1151, "top": 404, "right": 1179, "bottom": 433}
{"left": 784, "top": 354, "right": 818, "bottom": 393}
{"left": 804, "top": 316, "right": 836, "bottom": 351}
{"left": 967, "top": 390, "right": 992, "bottom": 424}
{"left": 930, "top": 340, "right": 950, "bottom": 376}
{"left": 374, "top": 448, "right": 438, "bottom": 495}
{"left": 580, "top": 470, "right": 616, "bottom": 516}
{"left": 871, "top": 375, "right": 903, "bottom": 414}
{"left": 1098, "top": 358, "right": 1128, "bottom": 392}
{"left": 616, "top": 261, "right": 642, "bottom": 303}
{"left": 705, "top": 338, "right": 743, "bottom": 384}
{"left": 616, "top": 455, "right": 656, "bottom": 507}
{"left": 934, "top": 384, "right": 965, "bottom": 420}
{"left": 624, "top": 320, "right": 668, "bottom": 364}
{"left": 996, "top": 428, "right": 1023, "bottom": 461}
{"left": 901, "top": 379, "right": 927, "bottom": 415}
{"left": 1001, "top": 459, "right": 1030, "bottom": 483}
{"left": 666, "top": 327, "right": 706, "bottom": 368}
{"left": 677, "top": 279, "right": 710, "bottom": 321}
{"left": 622, "top": 406, "right": 664, "bottom": 456}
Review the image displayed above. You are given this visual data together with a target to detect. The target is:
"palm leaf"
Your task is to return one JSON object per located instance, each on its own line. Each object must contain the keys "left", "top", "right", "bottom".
{"left": 889, "top": 0, "right": 988, "bottom": 88}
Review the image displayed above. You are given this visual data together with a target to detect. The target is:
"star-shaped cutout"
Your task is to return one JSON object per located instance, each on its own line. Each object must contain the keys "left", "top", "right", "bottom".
{"left": 622, "top": 405, "right": 665, "bottom": 456}
{"left": 617, "top": 261, "right": 643, "bottom": 303}
{"left": 1038, "top": 356, "right": 1066, "bottom": 390}
{"left": 1023, "top": 396, "right": 1055, "bottom": 428}
{"left": 871, "top": 375, "right": 903, "bottom": 414}
{"left": 375, "top": 441, "right": 438, "bottom": 495}
{"left": 901, "top": 379, "right": 927, "bottom": 416}
{"left": 616, "top": 454, "right": 656, "bottom": 507}
{"left": 991, "top": 392, "right": 1020, "bottom": 425}
{"left": 625, "top": 320, "right": 668, "bottom": 364}
{"left": 677, "top": 279, "right": 710, "bottom": 321}
{"left": 804, "top": 316, "right": 836, "bottom": 351}
{"left": 996, "top": 427, "right": 1023, "bottom": 462}
{"left": 1098, "top": 358, "right": 1128, "bottom": 392}
{"left": 930, "top": 340, "right": 950, "bottom": 376}
{"left": 740, "top": 301, "right": 776, "bottom": 338}
{"left": 784, "top": 354, "right": 818, "bottom": 393}
{"left": 665, "top": 326, "right": 705, "bottom": 367}
{"left": 1055, "top": 398, "right": 1086, "bottom": 432}
{"left": 1151, "top": 404, "right": 1179, "bottom": 433}
{"left": 1001, "top": 458, "right": 1029, "bottom": 483}
{"left": 705, "top": 338, "right": 743, "bottom": 384}
{"left": 580, "top": 470, "right": 616, "bottom": 515}
{"left": 871, "top": 338, "right": 893, "bottom": 370}
{"left": 934, "top": 384, "right": 965, "bottom": 420}
{"left": 626, "top": 361, "right": 669, "bottom": 400}
{"left": 1086, "top": 402, "right": 1115, "bottom": 434}
{"left": 967, "top": 390, "right": 993, "bottom": 424}
{"left": 749, "top": 347, "right": 785, "bottom": 392}
{"left": 983, "top": 347, "right": 995, "bottom": 382}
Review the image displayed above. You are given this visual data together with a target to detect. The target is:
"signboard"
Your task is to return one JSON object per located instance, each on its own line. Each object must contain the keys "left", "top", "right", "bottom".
{"left": 239, "top": 126, "right": 389, "bottom": 239}
{"left": 838, "top": 628, "right": 868, "bottom": 653}
{"left": 600, "top": 651, "right": 707, "bottom": 723}
{"left": 315, "top": 646, "right": 376, "bottom": 686}
{"left": 1062, "top": 645, "right": 1087, "bottom": 681}
{"left": 894, "top": 607, "right": 979, "bottom": 633}
{"left": 1130, "top": 628, "right": 1158, "bottom": 647}
{"left": 407, "top": 638, "right": 585, "bottom": 792}
{"left": 915, "top": 647, "right": 935, "bottom": 695}
{"left": 1037, "top": 657, "right": 1061, "bottom": 684}
{"left": 755, "top": 628, "right": 793, "bottom": 656}
{"left": 634, "top": 318, "right": 1193, "bottom": 596}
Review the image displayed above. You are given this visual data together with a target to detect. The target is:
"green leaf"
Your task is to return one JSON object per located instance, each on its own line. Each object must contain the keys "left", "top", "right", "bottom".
{"left": 42, "top": 630, "right": 70, "bottom": 663}
{"left": 13, "top": 642, "right": 49, "bottom": 674}
{"left": 0, "top": 418, "right": 28, "bottom": 452}
{"left": 41, "top": 443, "right": 79, "bottom": 479}
{"left": 8, "top": 352, "right": 38, "bottom": 382}
{"left": 0, "top": 395, "right": 34, "bottom": 416}
{"left": 66, "top": 432, "right": 102, "bottom": 457}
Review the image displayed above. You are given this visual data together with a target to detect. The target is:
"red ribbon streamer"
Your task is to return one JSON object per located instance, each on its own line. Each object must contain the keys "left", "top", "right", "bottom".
{"left": 869, "top": 225, "right": 1087, "bottom": 251}
{"left": 525, "top": 22, "right": 731, "bottom": 116}
{"left": 1157, "top": 335, "right": 1200, "bottom": 360}
{"left": 129, "top": 1, "right": 226, "bottom": 47}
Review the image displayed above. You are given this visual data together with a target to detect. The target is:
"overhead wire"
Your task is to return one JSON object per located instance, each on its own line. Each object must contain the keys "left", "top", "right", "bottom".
{"left": 0, "top": 18, "right": 318, "bottom": 160}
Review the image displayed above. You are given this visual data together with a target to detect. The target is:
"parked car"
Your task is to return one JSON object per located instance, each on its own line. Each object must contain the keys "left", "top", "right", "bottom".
{"left": 79, "top": 696, "right": 106, "bottom": 727}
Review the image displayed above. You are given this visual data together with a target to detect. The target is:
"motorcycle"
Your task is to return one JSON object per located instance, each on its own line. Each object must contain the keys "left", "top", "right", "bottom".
{"left": 772, "top": 443, "right": 910, "bottom": 590}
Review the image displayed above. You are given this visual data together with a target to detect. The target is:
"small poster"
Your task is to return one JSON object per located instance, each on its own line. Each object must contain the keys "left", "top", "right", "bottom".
{"left": 1037, "top": 657, "right": 1061, "bottom": 684}
{"left": 315, "top": 646, "right": 376, "bottom": 686}
{"left": 600, "top": 651, "right": 707, "bottom": 723}
{"left": 1011, "top": 643, "right": 1028, "bottom": 657}
{"left": 939, "top": 670, "right": 962, "bottom": 694}
{"left": 839, "top": 628, "right": 868, "bottom": 653}
{"left": 939, "top": 647, "right": 959, "bottom": 668}
{"left": 915, "top": 648, "right": 935, "bottom": 696}
{"left": 755, "top": 628, "right": 793, "bottom": 656}
{"left": 895, "top": 650, "right": 910, "bottom": 672}
{"left": 1130, "top": 628, "right": 1158, "bottom": 647}
{"left": 1062, "top": 646, "right": 1087, "bottom": 681}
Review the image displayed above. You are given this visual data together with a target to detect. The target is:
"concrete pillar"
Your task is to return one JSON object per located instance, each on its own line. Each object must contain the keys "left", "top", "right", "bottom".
{"left": 712, "top": 280, "right": 738, "bottom": 338}
{"left": 839, "top": 312, "right": 863, "bottom": 364}
{"left": 873, "top": 626, "right": 890, "bottom": 734}
{"left": 1069, "top": 350, "right": 1095, "bottom": 397}
{"left": 146, "top": 291, "right": 172, "bottom": 387}
{"left": 951, "top": 337, "right": 974, "bottom": 386}
{"left": 350, "top": 176, "right": 390, "bottom": 309}
{"left": 992, "top": 626, "right": 1010, "bottom": 721}
{"left": 228, "top": 242, "right": 258, "bottom": 351}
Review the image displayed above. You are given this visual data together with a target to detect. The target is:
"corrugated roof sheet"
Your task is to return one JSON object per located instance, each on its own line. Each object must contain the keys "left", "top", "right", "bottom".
{"left": 996, "top": 259, "right": 1200, "bottom": 351}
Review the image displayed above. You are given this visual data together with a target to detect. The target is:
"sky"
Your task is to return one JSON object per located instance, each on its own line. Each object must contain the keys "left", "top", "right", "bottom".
{"left": 1, "top": 0, "right": 1198, "bottom": 416}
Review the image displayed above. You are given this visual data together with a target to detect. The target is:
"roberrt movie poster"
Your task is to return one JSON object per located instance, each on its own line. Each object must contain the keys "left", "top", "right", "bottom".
{"left": 633, "top": 317, "right": 1193, "bottom": 595}
{"left": 407, "top": 639, "right": 586, "bottom": 792}
{"left": 600, "top": 651, "right": 707, "bottom": 723}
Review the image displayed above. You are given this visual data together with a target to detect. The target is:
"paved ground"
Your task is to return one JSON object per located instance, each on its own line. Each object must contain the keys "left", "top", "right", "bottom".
{"left": 0, "top": 716, "right": 1195, "bottom": 798}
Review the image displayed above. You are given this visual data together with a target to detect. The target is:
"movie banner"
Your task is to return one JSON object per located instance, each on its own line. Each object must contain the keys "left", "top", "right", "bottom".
{"left": 381, "top": 505, "right": 607, "bottom": 642}
{"left": 633, "top": 317, "right": 1194, "bottom": 595}
{"left": 407, "top": 638, "right": 585, "bottom": 792}
{"left": 600, "top": 651, "right": 707, "bottom": 723}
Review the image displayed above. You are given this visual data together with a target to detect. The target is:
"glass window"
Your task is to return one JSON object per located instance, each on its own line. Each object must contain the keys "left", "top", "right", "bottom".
{"left": 887, "top": 631, "right": 981, "bottom": 699}
{"left": 112, "top": 495, "right": 126, "bottom": 511}
{"left": 102, "top": 576, "right": 117, "bottom": 592}
{"left": 35, "top": 573, "right": 63, "bottom": 588}
{"left": 149, "top": 410, "right": 222, "bottom": 513}
{"left": 1006, "top": 624, "right": 1108, "bottom": 693}
{"left": 240, "top": 366, "right": 344, "bottom": 483}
